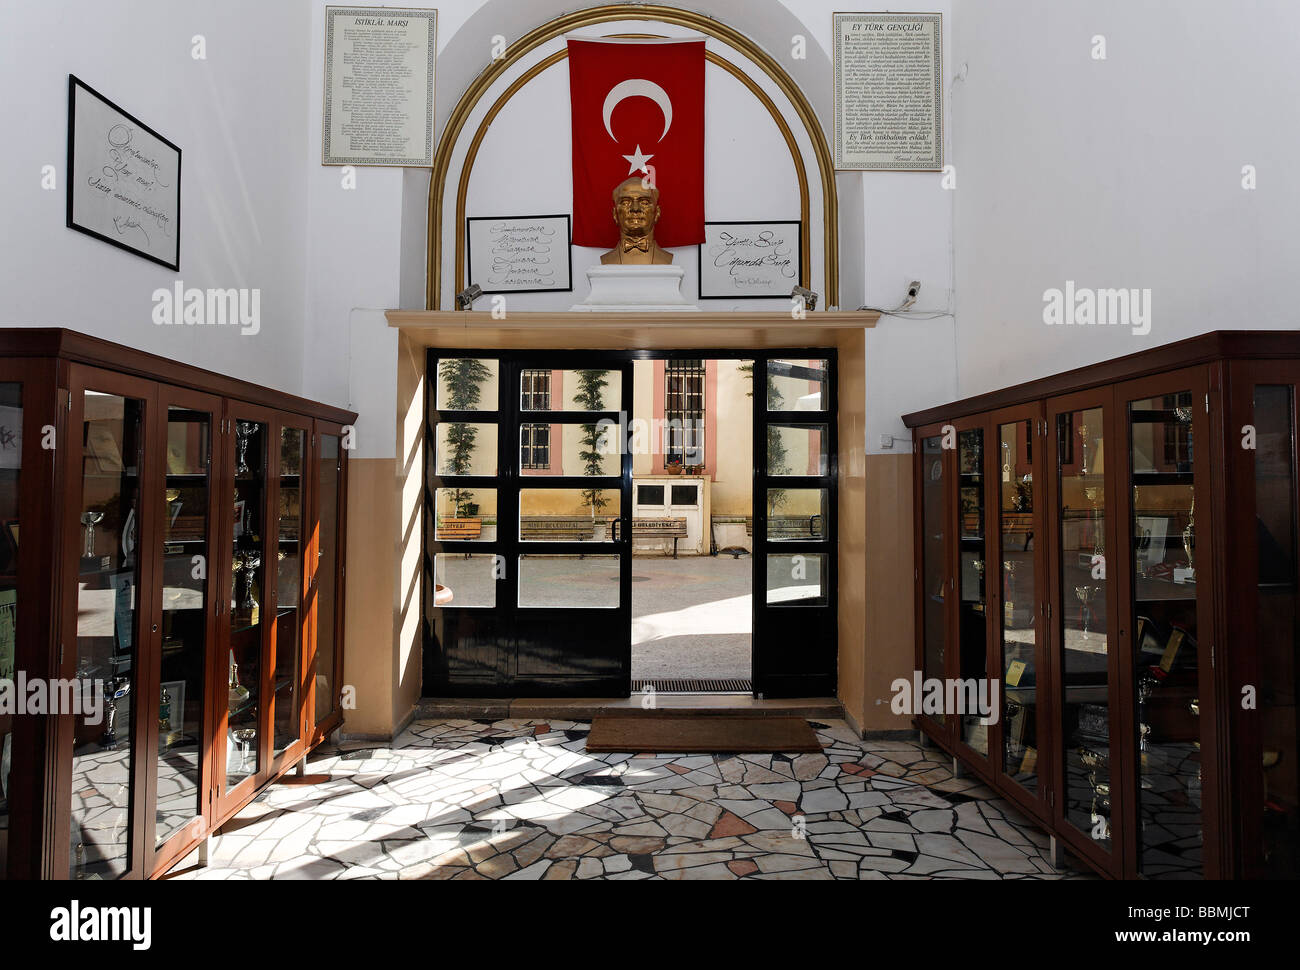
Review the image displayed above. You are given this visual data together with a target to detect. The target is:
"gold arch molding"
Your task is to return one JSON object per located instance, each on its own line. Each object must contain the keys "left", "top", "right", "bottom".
{"left": 428, "top": 3, "right": 839, "bottom": 309}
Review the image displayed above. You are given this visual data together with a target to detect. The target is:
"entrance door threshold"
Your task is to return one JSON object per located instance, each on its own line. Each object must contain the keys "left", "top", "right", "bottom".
{"left": 417, "top": 696, "right": 843, "bottom": 720}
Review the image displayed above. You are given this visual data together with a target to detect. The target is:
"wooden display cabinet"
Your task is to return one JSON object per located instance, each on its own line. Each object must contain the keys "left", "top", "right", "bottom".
{"left": 0, "top": 330, "right": 353, "bottom": 880}
{"left": 905, "top": 331, "right": 1300, "bottom": 879}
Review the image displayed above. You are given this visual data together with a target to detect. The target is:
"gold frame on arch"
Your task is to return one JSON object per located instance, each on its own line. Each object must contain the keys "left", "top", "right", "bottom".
{"left": 426, "top": 3, "right": 839, "bottom": 310}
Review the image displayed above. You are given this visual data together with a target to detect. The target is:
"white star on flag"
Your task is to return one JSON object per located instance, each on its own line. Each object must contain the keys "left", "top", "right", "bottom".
{"left": 622, "top": 144, "right": 654, "bottom": 175}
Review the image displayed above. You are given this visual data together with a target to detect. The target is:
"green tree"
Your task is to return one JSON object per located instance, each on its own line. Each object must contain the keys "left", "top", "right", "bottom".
{"left": 740, "top": 362, "right": 790, "bottom": 514}
{"left": 440, "top": 358, "right": 491, "bottom": 515}
{"left": 574, "top": 369, "right": 612, "bottom": 522}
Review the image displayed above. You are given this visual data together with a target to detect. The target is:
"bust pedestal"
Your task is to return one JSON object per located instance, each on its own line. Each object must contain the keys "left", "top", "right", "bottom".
{"left": 573, "top": 265, "right": 699, "bottom": 312}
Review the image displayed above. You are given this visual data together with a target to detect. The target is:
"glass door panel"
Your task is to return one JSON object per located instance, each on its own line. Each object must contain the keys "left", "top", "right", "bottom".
{"left": 1056, "top": 405, "right": 1114, "bottom": 848}
{"left": 920, "top": 434, "right": 947, "bottom": 713}
{"left": 314, "top": 432, "right": 341, "bottom": 727}
{"left": 70, "top": 390, "right": 146, "bottom": 879}
{"left": 957, "top": 427, "right": 989, "bottom": 755}
{"left": 272, "top": 425, "right": 306, "bottom": 758}
{"left": 227, "top": 419, "right": 267, "bottom": 789}
{"left": 1251, "top": 383, "right": 1297, "bottom": 877}
{"left": 154, "top": 405, "right": 212, "bottom": 848}
{"left": 998, "top": 417, "right": 1040, "bottom": 795}
{"left": 0, "top": 382, "right": 20, "bottom": 876}
{"left": 1127, "top": 389, "right": 1203, "bottom": 877}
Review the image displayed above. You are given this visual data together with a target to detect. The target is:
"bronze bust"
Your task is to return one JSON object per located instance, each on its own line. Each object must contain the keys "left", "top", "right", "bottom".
{"left": 600, "top": 177, "right": 674, "bottom": 265}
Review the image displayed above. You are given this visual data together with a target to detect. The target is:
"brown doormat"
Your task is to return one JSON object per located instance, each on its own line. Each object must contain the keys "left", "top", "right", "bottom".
{"left": 585, "top": 715, "right": 823, "bottom": 753}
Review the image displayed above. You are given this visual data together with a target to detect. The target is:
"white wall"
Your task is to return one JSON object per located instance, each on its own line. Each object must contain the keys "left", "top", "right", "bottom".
{"left": 0, "top": 0, "right": 313, "bottom": 394}
{"left": 951, "top": 0, "right": 1300, "bottom": 402}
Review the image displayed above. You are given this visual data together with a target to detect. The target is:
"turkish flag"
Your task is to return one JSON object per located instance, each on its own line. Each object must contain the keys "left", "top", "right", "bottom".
{"left": 568, "top": 38, "right": 705, "bottom": 249}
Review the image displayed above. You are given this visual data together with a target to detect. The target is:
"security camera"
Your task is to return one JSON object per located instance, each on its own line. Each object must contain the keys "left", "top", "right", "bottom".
{"left": 900, "top": 280, "right": 921, "bottom": 310}
{"left": 456, "top": 283, "right": 484, "bottom": 310}
{"left": 791, "top": 285, "right": 819, "bottom": 311}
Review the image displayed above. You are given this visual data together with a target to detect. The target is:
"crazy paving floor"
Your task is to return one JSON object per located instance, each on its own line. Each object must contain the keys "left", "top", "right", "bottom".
{"left": 169, "top": 718, "right": 1093, "bottom": 880}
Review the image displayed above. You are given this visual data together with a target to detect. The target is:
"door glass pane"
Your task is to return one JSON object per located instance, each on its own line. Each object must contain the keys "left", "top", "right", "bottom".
{"left": 1253, "top": 385, "right": 1298, "bottom": 877}
{"left": 1058, "top": 407, "right": 1112, "bottom": 847}
{"left": 999, "top": 419, "right": 1038, "bottom": 792}
{"left": 315, "top": 435, "right": 340, "bottom": 725}
{"left": 767, "top": 554, "right": 827, "bottom": 604}
{"left": 436, "top": 359, "right": 498, "bottom": 412}
{"left": 434, "top": 488, "right": 496, "bottom": 542}
{"left": 0, "top": 384, "right": 20, "bottom": 875}
{"left": 155, "top": 407, "right": 210, "bottom": 847}
{"left": 767, "top": 359, "right": 828, "bottom": 411}
{"left": 228, "top": 419, "right": 266, "bottom": 789}
{"left": 921, "top": 436, "right": 946, "bottom": 691}
{"left": 435, "top": 423, "right": 498, "bottom": 477}
{"left": 958, "top": 429, "right": 989, "bottom": 755}
{"left": 521, "top": 370, "right": 621, "bottom": 412}
{"left": 273, "top": 428, "right": 305, "bottom": 756}
{"left": 71, "top": 391, "right": 145, "bottom": 879}
{"left": 1129, "top": 391, "right": 1202, "bottom": 877}
{"left": 434, "top": 554, "right": 498, "bottom": 609}
{"left": 768, "top": 425, "right": 827, "bottom": 476}
{"left": 520, "top": 423, "right": 617, "bottom": 476}
{"left": 518, "top": 555, "right": 619, "bottom": 608}
{"left": 766, "top": 488, "right": 827, "bottom": 540}
{"left": 519, "top": 488, "right": 619, "bottom": 541}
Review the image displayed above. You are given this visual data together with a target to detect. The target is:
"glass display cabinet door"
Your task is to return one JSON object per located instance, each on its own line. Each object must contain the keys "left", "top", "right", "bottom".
{"left": 62, "top": 369, "right": 157, "bottom": 880}
{"left": 146, "top": 389, "right": 220, "bottom": 873}
{"left": 219, "top": 405, "right": 273, "bottom": 812}
{"left": 990, "top": 405, "right": 1046, "bottom": 812}
{"left": 917, "top": 425, "right": 950, "bottom": 739}
{"left": 311, "top": 425, "right": 345, "bottom": 740}
{"left": 269, "top": 418, "right": 309, "bottom": 768}
{"left": 1048, "top": 391, "right": 1123, "bottom": 874}
{"left": 953, "top": 419, "right": 993, "bottom": 762}
{"left": 1117, "top": 369, "right": 1214, "bottom": 879}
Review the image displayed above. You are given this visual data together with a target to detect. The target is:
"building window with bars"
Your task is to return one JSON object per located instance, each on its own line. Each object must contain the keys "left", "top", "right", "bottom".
{"left": 521, "top": 423, "right": 550, "bottom": 470}
{"left": 664, "top": 359, "right": 705, "bottom": 466}
{"left": 521, "top": 369, "right": 551, "bottom": 411}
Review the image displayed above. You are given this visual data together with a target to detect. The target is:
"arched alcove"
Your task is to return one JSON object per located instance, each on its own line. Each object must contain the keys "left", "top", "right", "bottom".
{"left": 419, "top": 2, "right": 861, "bottom": 310}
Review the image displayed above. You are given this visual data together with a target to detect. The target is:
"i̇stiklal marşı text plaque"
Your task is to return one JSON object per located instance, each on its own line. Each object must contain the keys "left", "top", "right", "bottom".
{"left": 322, "top": 6, "right": 436, "bottom": 166}
{"left": 833, "top": 12, "right": 943, "bottom": 171}
{"left": 699, "top": 222, "right": 801, "bottom": 299}
{"left": 467, "top": 216, "right": 573, "bottom": 294}
{"left": 67, "top": 76, "right": 181, "bottom": 270}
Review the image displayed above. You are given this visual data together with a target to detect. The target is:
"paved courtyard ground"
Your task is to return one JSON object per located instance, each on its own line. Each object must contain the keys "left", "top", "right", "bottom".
{"left": 170, "top": 718, "right": 1091, "bottom": 880}
{"left": 632, "top": 555, "right": 753, "bottom": 682}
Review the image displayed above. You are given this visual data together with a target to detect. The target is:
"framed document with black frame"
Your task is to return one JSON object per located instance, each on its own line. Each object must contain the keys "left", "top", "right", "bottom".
{"left": 66, "top": 75, "right": 181, "bottom": 270}
{"left": 467, "top": 215, "right": 573, "bottom": 295}
{"left": 698, "top": 221, "right": 801, "bottom": 300}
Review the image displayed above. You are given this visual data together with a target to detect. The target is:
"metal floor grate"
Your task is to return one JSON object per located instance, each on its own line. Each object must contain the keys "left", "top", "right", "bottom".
{"left": 631, "top": 678, "right": 753, "bottom": 694}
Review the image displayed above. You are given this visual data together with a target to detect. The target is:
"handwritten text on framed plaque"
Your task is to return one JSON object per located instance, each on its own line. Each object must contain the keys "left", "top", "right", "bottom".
{"left": 698, "top": 221, "right": 801, "bottom": 299}
{"left": 467, "top": 216, "right": 573, "bottom": 294}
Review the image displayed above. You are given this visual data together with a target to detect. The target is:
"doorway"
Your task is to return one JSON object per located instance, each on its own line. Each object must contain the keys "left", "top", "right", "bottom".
{"left": 422, "top": 349, "right": 837, "bottom": 699}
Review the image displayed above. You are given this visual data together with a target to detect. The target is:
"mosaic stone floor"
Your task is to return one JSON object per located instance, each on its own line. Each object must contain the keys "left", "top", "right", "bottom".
{"left": 169, "top": 718, "right": 1094, "bottom": 880}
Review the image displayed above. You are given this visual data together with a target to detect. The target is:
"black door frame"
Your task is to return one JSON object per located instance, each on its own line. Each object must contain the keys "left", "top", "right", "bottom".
{"left": 423, "top": 348, "right": 838, "bottom": 699}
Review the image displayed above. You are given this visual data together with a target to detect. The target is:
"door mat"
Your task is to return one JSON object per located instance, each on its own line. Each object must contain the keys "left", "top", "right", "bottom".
{"left": 585, "top": 715, "right": 822, "bottom": 753}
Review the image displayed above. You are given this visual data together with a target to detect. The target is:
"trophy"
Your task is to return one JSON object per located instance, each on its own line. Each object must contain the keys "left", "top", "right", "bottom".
{"left": 100, "top": 665, "right": 132, "bottom": 750}
{"left": 235, "top": 421, "right": 257, "bottom": 475}
{"left": 1078, "top": 746, "right": 1112, "bottom": 838}
{"left": 80, "top": 511, "right": 104, "bottom": 560}
{"left": 1074, "top": 584, "right": 1099, "bottom": 634}
{"left": 1078, "top": 423, "right": 1091, "bottom": 475}
{"left": 228, "top": 649, "right": 250, "bottom": 710}
{"left": 232, "top": 728, "right": 257, "bottom": 773}
{"left": 233, "top": 548, "right": 262, "bottom": 624}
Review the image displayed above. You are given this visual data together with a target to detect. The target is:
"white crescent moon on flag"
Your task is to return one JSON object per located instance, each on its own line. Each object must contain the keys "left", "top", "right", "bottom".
{"left": 602, "top": 79, "right": 673, "bottom": 142}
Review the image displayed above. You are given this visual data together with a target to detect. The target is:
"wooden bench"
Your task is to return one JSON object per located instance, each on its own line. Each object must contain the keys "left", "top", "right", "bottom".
{"left": 436, "top": 517, "right": 482, "bottom": 542}
{"left": 615, "top": 517, "right": 689, "bottom": 558}
{"left": 520, "top": 517, "right": 598, "bottom": 542}
{"left": 743, "top": 515, "right": 824, "bottom": 540}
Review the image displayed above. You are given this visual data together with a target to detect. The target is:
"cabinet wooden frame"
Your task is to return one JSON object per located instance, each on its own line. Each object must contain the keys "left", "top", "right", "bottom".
{"left": 904, "top": 331, "right": 1300, "bottom": 880}
{"left": 308, "top": 420, "right": 349, "bottom": 747}
{"left": 986, "top": 402, "right": 1050, "bottom": 825}
{"left": 0, "top": 329, "right": 355, "bottom": 881}
{"left": 912, "top": 420, "right": 953, "bottom": 748}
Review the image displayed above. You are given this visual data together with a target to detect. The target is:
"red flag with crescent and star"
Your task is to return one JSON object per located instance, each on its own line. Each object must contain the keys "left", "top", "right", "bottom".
{"left": 567, "top": 37, "right": 705, "bottom": 249}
